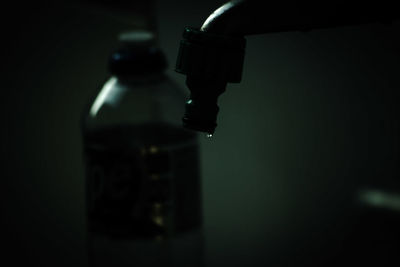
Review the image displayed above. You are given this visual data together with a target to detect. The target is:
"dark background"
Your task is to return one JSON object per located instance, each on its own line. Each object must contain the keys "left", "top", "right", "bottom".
{"left": 2, "top": 1, "right": 400, "bottom": 266}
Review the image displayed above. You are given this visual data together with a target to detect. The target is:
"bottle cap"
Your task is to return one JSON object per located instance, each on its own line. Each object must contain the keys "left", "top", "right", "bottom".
{"left": 108, "top": 30, "right": 167, "bottom": 75}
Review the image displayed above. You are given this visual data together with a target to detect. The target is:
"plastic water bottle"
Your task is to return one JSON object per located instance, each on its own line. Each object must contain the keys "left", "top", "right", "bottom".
{"left": 81, "top": 31, "right": 204, "bottom": 267}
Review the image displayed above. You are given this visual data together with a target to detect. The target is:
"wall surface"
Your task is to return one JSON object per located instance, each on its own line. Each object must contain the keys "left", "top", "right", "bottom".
{"left": 156, "top": 2, "right": 400, "bottom": 266}
{"left": 2, "top": 1, "right": 399, "bottom": 266}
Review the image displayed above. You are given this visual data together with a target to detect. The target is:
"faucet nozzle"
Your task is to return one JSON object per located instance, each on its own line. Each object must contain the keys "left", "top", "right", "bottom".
{"left": 175, "top": 27, "right": 246, "bottom": 134}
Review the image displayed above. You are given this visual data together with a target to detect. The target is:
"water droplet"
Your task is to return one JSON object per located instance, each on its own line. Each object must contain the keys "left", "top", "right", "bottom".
{"left": 206, "top": 133, "right": 213, "bottom": 138}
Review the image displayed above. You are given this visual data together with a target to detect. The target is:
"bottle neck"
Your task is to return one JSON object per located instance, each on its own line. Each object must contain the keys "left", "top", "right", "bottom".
{"left": 115, "top": 72, "right": 166, "bottom": 85}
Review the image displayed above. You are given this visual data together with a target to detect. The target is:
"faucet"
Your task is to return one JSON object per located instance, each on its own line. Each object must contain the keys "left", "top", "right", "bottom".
{"left": 175, "top": 0, "right": 398, "bottom": 135}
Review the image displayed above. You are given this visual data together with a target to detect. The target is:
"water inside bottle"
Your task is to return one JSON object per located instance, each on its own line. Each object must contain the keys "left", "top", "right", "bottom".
{"left": 83, "top": 123, "right": 204, "bottom": 267}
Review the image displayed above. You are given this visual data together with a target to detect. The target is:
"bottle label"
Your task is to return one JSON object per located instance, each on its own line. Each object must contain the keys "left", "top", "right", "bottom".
{"left": 83, "top": 124, "right": 202, "bottom": 239}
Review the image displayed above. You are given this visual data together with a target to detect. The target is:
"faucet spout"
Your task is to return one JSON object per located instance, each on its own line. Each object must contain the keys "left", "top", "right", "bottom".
{"left": 176, "top": 0, "right": 398, "bottom": 135}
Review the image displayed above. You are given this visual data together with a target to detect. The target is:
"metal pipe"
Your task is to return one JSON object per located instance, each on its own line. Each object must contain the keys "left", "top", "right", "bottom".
{"left": 200, "top": 0, "right": 395, "bottom": 35}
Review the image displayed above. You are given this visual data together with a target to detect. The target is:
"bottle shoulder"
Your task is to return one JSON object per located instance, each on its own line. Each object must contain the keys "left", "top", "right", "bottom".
{"left": 82, "top": 74, "right": 187, "bottom": 131}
